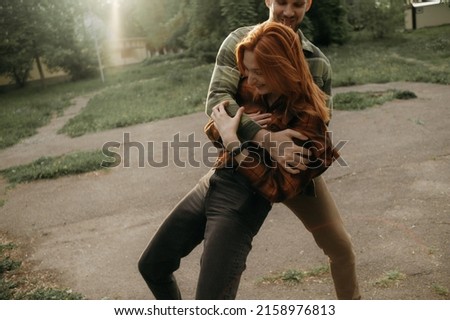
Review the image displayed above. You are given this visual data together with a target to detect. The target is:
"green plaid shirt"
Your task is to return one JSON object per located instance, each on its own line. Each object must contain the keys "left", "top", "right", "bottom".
{"left": 205, "top": 25, "right": 333, "bottom": 141}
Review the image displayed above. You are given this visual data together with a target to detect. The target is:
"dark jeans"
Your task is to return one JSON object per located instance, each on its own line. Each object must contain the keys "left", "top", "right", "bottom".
{"left": 138, "top": 168, "right": 271, "bottom": 299}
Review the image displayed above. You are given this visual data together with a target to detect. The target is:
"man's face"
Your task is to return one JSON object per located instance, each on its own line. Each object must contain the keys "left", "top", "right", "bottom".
{"left": 265, "top": 0, "right": 312, "bottom": 30}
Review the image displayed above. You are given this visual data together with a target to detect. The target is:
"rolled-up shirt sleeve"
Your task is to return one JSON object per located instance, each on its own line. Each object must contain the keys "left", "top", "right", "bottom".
{"left": 205, "top": 26, "right": 262, "bottom": 141}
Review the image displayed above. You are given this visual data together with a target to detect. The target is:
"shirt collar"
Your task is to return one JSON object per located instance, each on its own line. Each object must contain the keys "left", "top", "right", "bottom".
{"left": 297, "top": 29, "right": 315, "bottom": 54}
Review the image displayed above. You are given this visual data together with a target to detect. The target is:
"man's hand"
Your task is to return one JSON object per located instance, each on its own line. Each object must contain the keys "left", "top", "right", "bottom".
{"left": 254, "top": 129, "right": 310, "bottom": 174}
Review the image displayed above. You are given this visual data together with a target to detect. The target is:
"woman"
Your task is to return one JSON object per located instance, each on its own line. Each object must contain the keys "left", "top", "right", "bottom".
{"left": 138, "top": 21, "right": 338, "bottom": 300}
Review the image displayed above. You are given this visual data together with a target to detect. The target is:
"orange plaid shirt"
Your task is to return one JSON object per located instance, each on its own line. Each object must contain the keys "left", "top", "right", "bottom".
{"left": 204, "top": 79, "right": 339, "bottom": 203}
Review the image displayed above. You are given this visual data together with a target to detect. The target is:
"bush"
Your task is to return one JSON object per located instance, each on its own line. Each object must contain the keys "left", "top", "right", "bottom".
{"left": 308, "top": 0, "right": 351, "bottom": 45}
{"left": 345, "top": 0, "right": 404, "bottom": 39}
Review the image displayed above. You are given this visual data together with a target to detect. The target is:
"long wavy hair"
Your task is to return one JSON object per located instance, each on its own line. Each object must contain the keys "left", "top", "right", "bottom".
{"left": 236, "top": 21, "right": 330, "bottom": 123}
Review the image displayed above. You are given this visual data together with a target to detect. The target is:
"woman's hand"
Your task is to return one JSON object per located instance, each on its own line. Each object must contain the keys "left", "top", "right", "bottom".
{"left": 245, "top": 110, "right": 272, "bottom": 128}
{"left": 210, "top": 102, "right": 244, "bottom": 151}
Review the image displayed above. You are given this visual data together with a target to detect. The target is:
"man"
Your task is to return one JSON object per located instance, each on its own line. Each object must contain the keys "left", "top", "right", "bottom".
{"left": 204, "top": 0, "right": 360, "bottom": 299}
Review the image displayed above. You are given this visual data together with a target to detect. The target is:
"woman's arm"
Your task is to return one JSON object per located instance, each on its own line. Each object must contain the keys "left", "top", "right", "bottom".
{"left": 236, "top": 114, "right": 339, "bottom": 203}
{"left": 209, "top": 104, "right": 250, "bottom": 165}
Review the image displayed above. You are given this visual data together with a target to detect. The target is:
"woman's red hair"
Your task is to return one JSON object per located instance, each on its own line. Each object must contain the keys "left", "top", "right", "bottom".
{"left": 236, "top": 22, "right": 330, "bottom": 123}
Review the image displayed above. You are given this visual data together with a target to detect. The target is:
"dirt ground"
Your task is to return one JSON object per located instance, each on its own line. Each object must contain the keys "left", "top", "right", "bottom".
{"left": 0, "top": 82, "right": 449, "bottom": 300}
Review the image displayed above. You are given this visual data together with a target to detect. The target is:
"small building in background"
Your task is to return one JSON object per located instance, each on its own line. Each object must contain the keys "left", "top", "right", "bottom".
{"left": 405, "top": 0, "right": 450, "bottom": 30}
{"left": 105, "top": 37, "right": 149, "bottom": 67}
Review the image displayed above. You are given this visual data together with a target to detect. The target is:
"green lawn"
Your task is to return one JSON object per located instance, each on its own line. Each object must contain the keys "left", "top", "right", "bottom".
{"left": 324, "top": 25, "right": 450, "bottom": 86}
{"left": 59, "top": 60, "right": 212, "bottom": 137}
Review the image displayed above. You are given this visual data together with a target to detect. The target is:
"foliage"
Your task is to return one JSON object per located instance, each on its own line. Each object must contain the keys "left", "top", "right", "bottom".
{"left": 1, "top": 238, "right": 84, "bottom": 300}
{"left": 0, "top": 0, "right": 411, "bottom": 87}
{"left": 324, "top": 25, "right": 450, "bottom": 86}
{"left": 0, "top": 150, "right": 115, "bottom": 184}
{"left": 0, "top": 91, "right": 73, "bottom": 149}
{"left": 0, "top": 0, "right": 98, "bottom": 87}
{"left": 344, "top": 0, "right": 404, "bottom": 38}
{"left": 0, "top": 0, "right": 415, "bottom": 88}
{"left": 184, "top": 0, "right": 229, "bottom": 62}
{"left": 18, "top": 288, "right": 84, "bottom": 300}
{"left": 107, "top": 0, "right": 354, "bottom": 55}
{"left": 220, "top": 0, "right": 257, "bottom": 32}
{"left": 43, "top": 0, "right": 99, "bottom": 80}
{"left": 59, "top": 60, "right": 213, "bottom": 137}
{"left": 334, "top": 90, "right": 417, "bottom": 111}
{"left": 260, "top": 265, "right": 330, "bottom": 286}
{"left": 432, "top": 284, "right": 449, "bottom": 297}
{"left": 0, "top": 241, "right": 21, "bottom": 300}
{"left": 0, "top": 256, "right": 21, "bottom": 275}
{"left": 0, "top": 255, "right": 21, "bottom": 299}
{"left": 1, "top": 25, "right": 448, "bottom": 149}
{"left": 0, "top": 0, "right": 40, "bottom": 86}
{"left": 374, "top": 270, "right": 406, "bottom": 288}
{"left": 308, "top": 0, "right": 351, "bottom": 45}
{"left": 183, "top": 0, "right": 351, "bottom": 49}
{"left": 119, "top": 0, "right": 190, "bottom": 54}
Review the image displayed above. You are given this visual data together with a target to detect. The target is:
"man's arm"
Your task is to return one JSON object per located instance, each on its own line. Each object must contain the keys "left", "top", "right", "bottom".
{"left": 301, "top": 31, "right": 334, "bottom": 116}
{"left": 205, "top": 26, "right": 262, "bottom": 141}
{"left": 252, "top": 128, "right": 310, "bottom": 174}
{"left": 236, "top": 115, "right": 339, "bottom": 203}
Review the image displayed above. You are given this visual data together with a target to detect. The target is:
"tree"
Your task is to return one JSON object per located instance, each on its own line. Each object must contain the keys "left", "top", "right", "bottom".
{"left": 0, "top": 0, "right": 43, "bottom": 86}
{"left": 163, "top": 2, "right": 190, "bottom": 52}
{"left": 307, "top": 0, "right": 351, "bottom": 45}
{"left": 42, "top": 0, "right": 98, "bottom": 81}
{"left": 0, "top": 0, "right": 98, "bottom": 87}
{"left": 185, "top": 0, "right": 228, "bottom": 61}
{"left": 124, "top": 0, "right": 187, "bottom": 54}
{"left": 220, "top": 0, "right": 257, "bottom": 32}
{"left": 117, "top": 0, "right": 352, "bottom": 62}
{"left": 345, "top": 0, "right": 404, "bottom": 38}
{"left": 185, "top": 0, "right": 266, "bottom": 61}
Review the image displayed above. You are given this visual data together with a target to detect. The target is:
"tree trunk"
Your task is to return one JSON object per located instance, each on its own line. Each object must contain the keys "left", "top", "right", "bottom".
{"left": 35, "top": 54, "right": 46, "bottom": 87}
{"left": 12, "top": 68, "right": 30, "bottom": 88}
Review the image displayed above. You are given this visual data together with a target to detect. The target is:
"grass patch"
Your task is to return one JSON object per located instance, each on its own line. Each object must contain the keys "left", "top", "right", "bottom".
{"left": 259, "top": 264, "right": 329, "bottom": 286}
{"left": 0, "top": 58, "right": 212, "bottom": 146}
{"left": 1, "top": 235, "right": 83, "bottom": 300}
{"left": 17, "top": 287, "right": 84, "bottom": 300}
{"left": 59, "top": 61, "right": 213, "bottom": 137}
{"left": 0, "top": 150, "right": 116, "bottom": 184}
{"left": 324, "top": 25, "right": 450, "bottom": 87}
{"left": 432, "top": 284, "right": 449, "bottom": 297}
{"left": 334, "top": 89, "right": 416, "bottom": 111}
{"left": 0, "top": 93, "right": 73, "bottom": 149}
{"left": 374, "top": 270, "right": 406, "bottom": 288}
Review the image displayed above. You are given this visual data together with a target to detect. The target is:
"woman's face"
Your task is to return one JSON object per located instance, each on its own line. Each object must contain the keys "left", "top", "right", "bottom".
{"left": 243, "top": 50, "right": 272, "bottom": 96}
